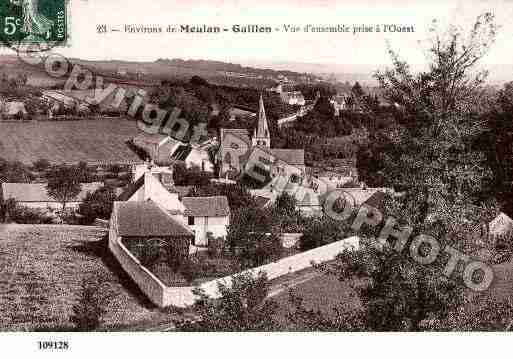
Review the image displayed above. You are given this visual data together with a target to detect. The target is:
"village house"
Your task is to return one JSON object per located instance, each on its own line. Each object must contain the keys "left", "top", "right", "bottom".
{"left": 280, "top": 91, "right": 306, "bottom": 106}
{"left": 0, "top": 182, "right": 103, "bottom": 212}
{"left": 131, "top": 133, "right": 214, "bottom": 172}
{"left": 0, "top": 99, "right": 28, "bottom": 120}
{"left": 116, "top": 164, "right": 230, "bottom": 247}
{"left": 182, "top": 196, "right": 230, "bottom": 246}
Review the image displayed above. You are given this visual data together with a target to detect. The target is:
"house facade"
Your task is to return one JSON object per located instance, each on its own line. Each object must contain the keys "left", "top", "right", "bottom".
{"left": 182, "top": 196, "right": 230, "bottom": 246}
{"left": 117, "top": 164, "right": 230, "bottom": 247}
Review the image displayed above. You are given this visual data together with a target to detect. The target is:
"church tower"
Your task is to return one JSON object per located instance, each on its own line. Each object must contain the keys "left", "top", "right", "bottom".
{"left": 252, "top": 94, "right": 271, "bottom": 148}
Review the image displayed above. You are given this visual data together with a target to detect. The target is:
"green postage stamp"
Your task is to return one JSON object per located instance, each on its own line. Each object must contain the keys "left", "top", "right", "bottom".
{"left": 0, "top": 0, "right": 67, "bottom": 45}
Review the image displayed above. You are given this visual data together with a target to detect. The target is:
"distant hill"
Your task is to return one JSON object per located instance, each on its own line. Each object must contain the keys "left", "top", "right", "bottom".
{"left": 0, "top": 55, "right": 323, "bottom": 89}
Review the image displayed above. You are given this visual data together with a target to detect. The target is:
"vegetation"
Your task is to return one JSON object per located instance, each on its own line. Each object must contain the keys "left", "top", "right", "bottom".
{"left": 70, "top": 274, "right": 113, "bottom": 331}
{"left": 46, "top": 165, "right": 83, "bottom": 212}
{"left": 78, "top": 186, "right": 117, "bottom": 224}
{"left": 177, "top": 272, "right": 279, "bottom": 331}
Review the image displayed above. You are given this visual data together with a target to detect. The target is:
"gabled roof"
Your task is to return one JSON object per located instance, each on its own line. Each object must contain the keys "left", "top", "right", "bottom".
{"left": 362, "top": 190, "right": 386, "bottom": 213}
{"left": 220, "top": 128, "right": 251, "bottom": 146}
{"left": 270, "top": 149, "right": 305, "bottom": 166}
{"left": 115, "top": 201, "right": 193, "bottom": 237}
{"left": 116, "top": 172, "right": 183, "bottom": 202}
{"left": 1, "top": 182, "right": 103, "bottom": 203}
{"left": 182, "top": 196, "right": 230, "bottom": 217}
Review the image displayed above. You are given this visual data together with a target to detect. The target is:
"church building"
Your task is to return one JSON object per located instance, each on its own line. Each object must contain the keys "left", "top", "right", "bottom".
{"left": 218, "top": 94, "right": 305, "bottom": 180}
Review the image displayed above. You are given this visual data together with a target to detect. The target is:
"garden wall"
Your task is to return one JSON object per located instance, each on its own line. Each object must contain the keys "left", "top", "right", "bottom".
{"left": 109, "top": 204, "right": 359, "bottom": 308}
{"left": 108, "top": 207, "right": 169, "bottom": 307}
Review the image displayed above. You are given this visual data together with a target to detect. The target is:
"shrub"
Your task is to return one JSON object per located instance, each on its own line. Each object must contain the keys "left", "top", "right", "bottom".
{"left": 32, "top": 158, "right": 51, "bottom": 172}
{"left": 70, "top": 274, "right": 112, "bottom": 331}
{"left": 207, "top": 233, "right": 225, "bottom": 258}
{"left": 9, "top": 205, "right": 53, "bottom": 224}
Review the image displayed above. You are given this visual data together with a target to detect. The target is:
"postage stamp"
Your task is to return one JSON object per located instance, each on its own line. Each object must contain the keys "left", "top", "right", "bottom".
{"left": 0, "top": 0, "right": 67, "bottom": 46}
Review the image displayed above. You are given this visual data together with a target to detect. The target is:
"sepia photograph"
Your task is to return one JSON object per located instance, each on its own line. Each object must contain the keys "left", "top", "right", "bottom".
{"left": 0, "top": 0, "right": 512, "bottom": 356}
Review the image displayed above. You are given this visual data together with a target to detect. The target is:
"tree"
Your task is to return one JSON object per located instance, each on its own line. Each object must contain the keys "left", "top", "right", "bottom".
{"left": 0, "top": 197, "right": 16, "bottom": 223}
{"left": 300, "top": 215, "right": 354, "bottom": 251}
{"left": 365, "top": 13, "right": 499, "bottom": 245}
{"left": 46, "top": 165, "right": 82, "bottom": 212}
{"left": 227, "top": 206, "right": 282, "bottom": 269}
{"left": 70, "top": 274, "right": 113, "bottom": 331}
{"left": 331, "top": 245, "right": 463, "bottom": 331}
{"left": 78, "top": 186, "right": 116, "bottom": 224}
{"left": 274, "top": 192, "right": 297, "bottom": 217}
{"left": 177, "top": 272, "right": 279, "bottom": 331}
{"left": 351, "top": 81, "right": 365, "bottom": 98}
{"left": 482, "top": 83, "right": 513, "bottom": 210}
{"left": 173, "top": 162, "right": 212, "bottom": 187}
{"left": 32, "top": 158, "right": 51, "bottom": 173}
{"left": 0, "top": 158, "right": 34, "bottom": 183}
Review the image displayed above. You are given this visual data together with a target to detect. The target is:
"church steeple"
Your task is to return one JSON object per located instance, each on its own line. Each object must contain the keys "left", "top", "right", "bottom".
{"left": 252, "top": 94, "right": 270, "bottom": 148}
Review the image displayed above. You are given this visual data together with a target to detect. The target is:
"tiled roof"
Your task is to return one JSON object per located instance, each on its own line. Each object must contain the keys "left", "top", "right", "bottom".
{"left": 182, "top": 196, "right": 230, "bottom": 217}
{"left": 115, "top": 201, "right": 193, "bottom": 237}
{"left": 1, "top": 182, "right": 103, "bottom": 203}
{"left": 270, "top": 149, "right": 305, "bottom": 166}
{"left": 174, "top": 185, "right": 193, "bottom": 198}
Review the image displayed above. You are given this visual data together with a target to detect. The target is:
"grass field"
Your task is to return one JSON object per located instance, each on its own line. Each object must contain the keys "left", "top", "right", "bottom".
{"left": 0, "top": 224, "right": 186, "bottom": 331}
{"left": 0, "top": 119, "right": 142, "bottom": 165}
{"left": 271, "top": 268, "right": 361, "bottom": 329}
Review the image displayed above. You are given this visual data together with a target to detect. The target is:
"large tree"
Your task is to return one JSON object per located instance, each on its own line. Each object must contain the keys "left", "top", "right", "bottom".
{"left": 363, "top": 13, "right": 500, "bottom": 245}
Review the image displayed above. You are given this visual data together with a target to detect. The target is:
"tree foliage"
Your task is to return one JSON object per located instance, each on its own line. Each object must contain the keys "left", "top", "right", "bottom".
{"left": 78, "top": 186, "right": 116, "bottom": 224}
{"left": 363, "top": 13, "right": 499, "bottom": 240}
{"left": 46, "top": 164, "right": 83, "bottom": 211}
{"left": 178, "top": 272, "right": 279, "bottom": 331}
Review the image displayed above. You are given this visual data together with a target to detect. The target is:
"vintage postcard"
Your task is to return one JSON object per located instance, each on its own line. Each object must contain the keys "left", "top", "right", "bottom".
{"left": 0, "top": 0, "right": 512, "bottom": 356}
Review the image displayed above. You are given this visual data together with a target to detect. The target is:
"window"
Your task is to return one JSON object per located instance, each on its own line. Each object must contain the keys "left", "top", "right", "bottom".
{"left": 188, "top": 216, "right": 195, "bottom": 225}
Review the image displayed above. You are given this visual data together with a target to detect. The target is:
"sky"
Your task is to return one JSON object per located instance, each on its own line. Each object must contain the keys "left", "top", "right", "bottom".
{"left": 3, "top": 0, "right": 513, "bottom": 75}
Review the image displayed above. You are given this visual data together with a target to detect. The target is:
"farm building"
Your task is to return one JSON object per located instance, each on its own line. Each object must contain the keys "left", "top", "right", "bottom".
{"left": 113, "top": 201, "right": 194, "bottom": 265}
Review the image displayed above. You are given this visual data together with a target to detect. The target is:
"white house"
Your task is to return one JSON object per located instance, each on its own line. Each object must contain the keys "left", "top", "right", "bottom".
{"left": 182, "top": 196, "right": 230, "bottom": 246}
{"left": 1, "top": 182, "right": 103, "bottom": 212}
